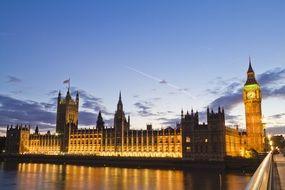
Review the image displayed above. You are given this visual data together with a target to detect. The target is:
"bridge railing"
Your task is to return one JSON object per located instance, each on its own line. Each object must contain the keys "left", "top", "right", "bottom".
{"left": 245, "top": 151, "right": 273, "bottom": 190}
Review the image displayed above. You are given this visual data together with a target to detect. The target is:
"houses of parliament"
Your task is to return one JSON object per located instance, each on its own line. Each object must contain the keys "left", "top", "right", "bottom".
{"left": 4, "top": 61, "right": 265, "bottom": 160}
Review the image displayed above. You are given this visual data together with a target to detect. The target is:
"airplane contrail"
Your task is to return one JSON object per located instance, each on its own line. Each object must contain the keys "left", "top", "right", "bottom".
{"left": 125, "top": 66, "right": 162, "bottom": 83}
{"left": 125, "top": 66, "right": 196, "bottom": 99}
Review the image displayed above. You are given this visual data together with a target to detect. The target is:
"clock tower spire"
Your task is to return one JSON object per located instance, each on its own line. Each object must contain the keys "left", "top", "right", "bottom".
{"left": 243, "top": 58, "right": 264, "bottom": 152}
{"left": 245, "top": 57, "right": 258, "bottom": 85}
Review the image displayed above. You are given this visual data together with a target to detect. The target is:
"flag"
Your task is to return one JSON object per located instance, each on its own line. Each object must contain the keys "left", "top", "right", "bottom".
{"left": 63, "top": 79, "right": 70, "bottom": 84}
{"left": 63, "top": 79, "right": 70, "bottom": 88}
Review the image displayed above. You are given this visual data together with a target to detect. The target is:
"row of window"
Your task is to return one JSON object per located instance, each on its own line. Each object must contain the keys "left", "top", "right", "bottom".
{"left": 70, "top": 140, "right": 181, "bottom": 145}
{"left": 29, "top": 142, "right": 60, "bottom": 146}
{"left": 71, "top": 134, "right": 102, "bottom": 138}
{"left": 69, "top": 148, "right": 181, "bottom": 152}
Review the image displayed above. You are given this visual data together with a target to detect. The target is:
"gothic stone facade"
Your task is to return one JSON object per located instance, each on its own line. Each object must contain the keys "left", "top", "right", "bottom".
{"left": 5, "top": 61, "right": 265, "bottom": 159}
{"left": 5, "top": 92, "right": 241, "bottom": 160}
{"left": 5, "top": 92, "right": 182, "bottom": 158}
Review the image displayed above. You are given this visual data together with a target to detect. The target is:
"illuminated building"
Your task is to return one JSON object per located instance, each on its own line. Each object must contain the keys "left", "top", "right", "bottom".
{"left": 5, "top": 91, "right": 182, "bottom": 157}
{"left": 181, "top": 107, "right": 247, "bottom": 160}
{"left": 5, "top": 125, "right": 30, "bottom": 154}
{"left": 4, "top": 61, "right": 265, "bottom": 159}
{"left": 181, "top": 108, "right": 226, "bottom": 160}
{"left": 56, "top": 89, "right": 79, "bottom": 134}
{"left": 243, "top": 58, "right": 265, "bottom": 152}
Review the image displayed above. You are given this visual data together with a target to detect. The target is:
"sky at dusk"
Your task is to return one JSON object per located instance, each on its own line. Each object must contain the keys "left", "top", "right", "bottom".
{"left": 0, "top": 1, "right": 285, "bottom": 135}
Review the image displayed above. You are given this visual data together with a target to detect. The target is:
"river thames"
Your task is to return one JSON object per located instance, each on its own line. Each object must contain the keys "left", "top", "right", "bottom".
{"left": 0, "top": 162, "right": 251, "bottom": 190}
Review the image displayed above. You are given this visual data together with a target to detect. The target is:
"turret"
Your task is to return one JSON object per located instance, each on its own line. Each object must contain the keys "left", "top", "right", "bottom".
{"left": 117, "top": 91, "right": 123, "bottom": 111}
{"left": 128, "top": 115, "right": 130, "bottom": 128}
{"left": 96, "top": 111, "right": 105, "bottom": 130}
{"left": 207, "top": 107, "right": 225, "bottom": 118}
{"left": 35, "top": 126, "right": 39, "bottom": 135}
{"left": 56, "top": 88, "right": 79, "bottom": 134}
{"left": 58, "top": 90, "right": 61, "bottom": 103}
{"left": 181, "top": 108, "right": 199, "bottom": 158}
{"left": 181, "top": 108, "right": 199, "bottom": 127}
{"left": 66, "top": 88, "right": 71, "bottom": 100}
{"left": 76, "top": 91, "right": 79, "bottom": 108}
{"left": 76, "top": 91, "right": 79, "bottom": 101}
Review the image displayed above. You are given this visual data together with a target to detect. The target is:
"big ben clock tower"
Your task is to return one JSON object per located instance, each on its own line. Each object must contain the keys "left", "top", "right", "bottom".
{"left": 243, "top": 58, "right": 264, "bottom": 152}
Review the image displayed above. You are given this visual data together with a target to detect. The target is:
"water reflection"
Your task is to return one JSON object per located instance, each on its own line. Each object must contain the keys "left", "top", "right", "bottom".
{"left": 0, "top": 162, "right": 251, "bottom": 190}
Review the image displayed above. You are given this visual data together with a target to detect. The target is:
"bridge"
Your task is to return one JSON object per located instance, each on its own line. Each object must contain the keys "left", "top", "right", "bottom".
{"left": 245, "top": 151, "right": 285, "bottom": 190}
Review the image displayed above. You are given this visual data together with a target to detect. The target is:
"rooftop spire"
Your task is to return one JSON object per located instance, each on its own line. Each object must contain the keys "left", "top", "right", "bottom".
{"left": 66, "top": 88, "right": 71, "bottom": 99}
{"left": 117, "top": 91, "right": 123, "bottom": 111}
{"left": 98, "top": 111, "right": 102, "bottom": 119}
{"left": 118, "top": 91, "right": 123, "bottom": 104}
{"left": 76, "top": 90, "right": 79, "bottom": 99}
{"left": 57, "top": 90, "right": 61, "bottom": 103}
{"left": 247, "top": 56, "right": 254, "bottom": 73}
{"left": 245, "top": 57, "right": 258, "bottom": 85}
{"left": 96, "top": 111, "right": 105, "bottom": 130}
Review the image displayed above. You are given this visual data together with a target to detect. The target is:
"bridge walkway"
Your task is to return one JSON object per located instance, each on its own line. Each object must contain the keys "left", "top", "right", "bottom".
{"left": 274, "top": 154, "right": 285, "bottom": 190}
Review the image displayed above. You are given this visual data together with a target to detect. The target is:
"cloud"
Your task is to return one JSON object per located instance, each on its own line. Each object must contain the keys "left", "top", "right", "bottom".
{"left": 266, "top": 126, "right": 285, "bottom": 135}
{"left": 0, "top": 87, "right": 116, "bottom": 135}
{"left": 258, "top": 68, "right": 285, "bottom": 86}
{"left": 0, "top": 94, "right": 56, "bottom": 126}
{"left": 168, "top": 91, "right": 178, "bottom": 95}
{"left": 156, "top": 111, "right": 175, "bottom": 115}
{"left": 40, "top": 102, "right": 55, "bottom": 110}
{"left": 137, "top": 110, "right": 154, "bottom": 117}
{"left": 78, "top": 111, "right": 97, "bottom": 126}
{"left": 159, "top": 80, "right": 167, "bottom": 84}
{"left": 33, "top": 124, "right": 56, "bottom": 133}
{"left": 133, "top": 97, "right": 162, "bottom": 117}
{"left": 47, "top": 90, "right": 58, "bottom": 97}
{"left": 209, "top": 67, "right": 285, "bottom": 111}
{"left": 134, "top": 101, "right": 155, "bottom": 117}
{"left": 265, "top": 113, "right": 285, "bottom": 131}
{"left": 206, "top": 77, "right": 242, "bottom": 96}
{"left": 224, "top": 114, "right": 244, "bottom": 128}
{"left": 272, "top": 86, "right": 285, "bottom": 98}
{"left": 268, "top": 113, "right": 285, "bottom": 119}
{"left": 157, "top": 117, "right": 179, "bottom": 126}
{"left": 78, "top": 111, "right": 113, "bottom": 127}
{"left": 152, "top": 97, "right": 161, "bottom": 101}
{"left": 206, "top": 88, "right": 221, "bottom": 95}
{"left": 69, "top": 88, "right": 113, "bottom": 115}
{"left": 10, "top": 90, "right": 23, "bottom": 95}
{"left": 6, "top": 75, "right": 22, "bottom": 83}
{"left": 179, "top": 88, "right": 189, "bottom": 92}
{"left": 210, "top": 92, "right": 242, "bottom": 111}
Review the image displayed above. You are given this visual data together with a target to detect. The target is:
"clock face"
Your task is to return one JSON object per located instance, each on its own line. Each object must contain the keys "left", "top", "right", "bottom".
{"left": 247, "top": 91, "right": 256, "bottom": 99}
